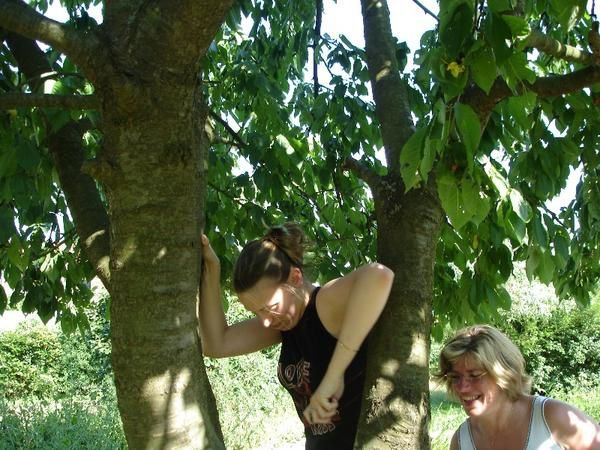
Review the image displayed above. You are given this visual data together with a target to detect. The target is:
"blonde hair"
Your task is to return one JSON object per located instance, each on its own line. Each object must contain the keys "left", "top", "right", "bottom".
{"left": 233, "top": 223, "right": 306, "bottom": 293}
{"left": 434, "top": 325, "right": 532, "bottom": 401}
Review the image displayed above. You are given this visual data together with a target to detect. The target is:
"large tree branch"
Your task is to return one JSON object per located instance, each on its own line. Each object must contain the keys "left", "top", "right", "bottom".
{"left": 4, "top": 31, "right": 50, "bottom": 92}
{"left": 5, "top": 31, "right": 111, "bottom": 289}
{"left": 49, "top": 122, "right": 111, "bottom": 288}
{"left": 0, "top": 0, "right": 101, "bottom": 77}
{"left": 463, "top": 65, "right": 600, "bottom": 120}
{"left": 103, "top": 0, "right": 235, "bottom": 75}
{"left": 0, "top": 92, "right": 98, "bottom": 109}
{"left": 361, "top": 0, "right": 414, "bottom": 176}
{"left": 523, "top": 30, "right": 600, "bottom": 65}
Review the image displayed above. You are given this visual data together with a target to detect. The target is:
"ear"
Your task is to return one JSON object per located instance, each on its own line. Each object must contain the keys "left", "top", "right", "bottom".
{"left": 288, "top": 266, "right": 303, "bottom": 287}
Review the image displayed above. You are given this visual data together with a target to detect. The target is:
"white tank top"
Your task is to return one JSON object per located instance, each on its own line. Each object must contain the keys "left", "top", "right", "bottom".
{"left": 457, "top": 396, "right": 562, "bottom": 450}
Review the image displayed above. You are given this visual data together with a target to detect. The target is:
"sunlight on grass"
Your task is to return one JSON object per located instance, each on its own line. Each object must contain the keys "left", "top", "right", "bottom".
{"left": 430, "top": 385, "right": 465, "bottom": 450}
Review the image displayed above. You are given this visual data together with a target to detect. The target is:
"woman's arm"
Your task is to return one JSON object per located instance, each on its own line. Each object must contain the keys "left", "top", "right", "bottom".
{"left": 544, "top": 398, "right": 600, "bottom": 450}
{"left": 303, "top": 262, "right": 394, "bottom": 424}
{"left": 197, "top": 235, "right": 281, "bottom": 358}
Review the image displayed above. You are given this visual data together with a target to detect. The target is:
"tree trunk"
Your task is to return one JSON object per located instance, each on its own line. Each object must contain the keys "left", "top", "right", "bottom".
{"left": 356, "top": 178, "right": 443, "bottom": 449}
{"left": 101, "top": 80, "right": 224, "bottom": 448}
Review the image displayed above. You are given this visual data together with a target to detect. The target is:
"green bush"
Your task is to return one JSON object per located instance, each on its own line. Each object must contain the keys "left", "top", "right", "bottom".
{"left": 0, "top": 395, "right": 126, "bottom": 450}
{"left": 0, "top": 322, "right": 63, "bottom": 399}
{"left": 0, "top": 297, "right": 114, "bottom": 400}
{"left": 498, "top": 300, "right": 600, "bottom": 394}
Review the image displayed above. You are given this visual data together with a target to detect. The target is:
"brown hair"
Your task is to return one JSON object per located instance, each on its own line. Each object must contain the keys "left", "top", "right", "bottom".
{"left": 232, "top": 223, "right": 306, "bottom": 293}
{"left": 434, "top": 325, "right": 532, "bottom": 401}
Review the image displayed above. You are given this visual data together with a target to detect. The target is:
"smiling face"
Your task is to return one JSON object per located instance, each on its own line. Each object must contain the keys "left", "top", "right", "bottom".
{"left": 449, "top": 356, "right": 507, "bottom": 418}
{"left": 238, "top": 269, "right": 307, "bottom": 331}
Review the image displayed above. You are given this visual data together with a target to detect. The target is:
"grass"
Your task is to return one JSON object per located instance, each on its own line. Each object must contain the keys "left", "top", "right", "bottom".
{"left": 1, "top": 383, "right": 598, "bottom": 450}
{"left": 0, "top": 395, "right": 126, "bottom": 450}
{"left": 430, "top": 386, "right": 464, "bottom": 450}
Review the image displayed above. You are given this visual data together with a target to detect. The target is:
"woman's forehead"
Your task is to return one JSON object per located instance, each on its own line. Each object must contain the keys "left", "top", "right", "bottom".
{"left": 451, "top": 354, "right": 482, "bottom": 372}
{"left": 239, "top": 278, "right": 283, "bottom": 307}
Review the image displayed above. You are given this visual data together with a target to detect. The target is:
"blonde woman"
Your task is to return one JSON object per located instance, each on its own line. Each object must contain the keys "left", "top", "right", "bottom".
{"left": 436, "top": 325, "right": 600, "bottom": 450}
{"left": 198, "top": 223, "right": 394, "bottom": 449}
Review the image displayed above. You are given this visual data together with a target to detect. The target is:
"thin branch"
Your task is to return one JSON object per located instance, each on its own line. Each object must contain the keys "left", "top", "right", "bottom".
{"left": 313, "top": 0, "right": 323, "bottom": 98}
{"left": 208, "top": 181, "right": 251, "bottom": 208}
{"left": 523, "top": 30, "right": 600, "bottom": 65}
{"left": 0, "top": 92, "right": 99, "bottom": 109}
{"left": 208, "top": 110, "right": 248, "bottom": 149}
{"left": 289, "top": 181, "right": 343, "bottom": 241}
{"left": 411, "top": 0, "right": 439, "bottom": 22}
{"left": 343, "top": 157, "right": 381, "bottom": 192}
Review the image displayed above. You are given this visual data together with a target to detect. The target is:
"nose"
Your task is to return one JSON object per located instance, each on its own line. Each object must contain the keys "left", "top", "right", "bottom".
{"left": 454, "top": 378, "right": 473, "bottom": 391}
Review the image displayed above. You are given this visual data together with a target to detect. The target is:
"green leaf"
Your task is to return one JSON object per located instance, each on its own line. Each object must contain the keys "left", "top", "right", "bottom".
{"left": 0, "top": 285, "right": 7, "bottom": 315}
{"left": 454, "top": 103, "right": 481, "bottom": 172}
{"left": 532, "top": 214, "right": 548, "bottom": 246}
{"left": 506, "top": 92, "right": 537, "bottom": 130}
{"left": 400, "top": 126, "right": 428, "bottom": 191}
{"left": 537, "top": 249, "right": 556, "bottom": 284}
{"left": 500, "top": 52, "right": 536, "bottom": 90}
{"left": 484, "top": 160, "right": 509, "bottom": 199}
{"left": 526, "top": 246, "right": 541, "bottom": 280}
{"left": 0, "top": 204, "right": 15, "bottom": 245}
{"left": 488, "top": 0, "right": 511, "bottom": 12}
{"left": 549, "top": 0, "right": 586, "bottom": 31}
{"left": 506, "top": 210, "right": 527, "bottom": 243}
{"left": 509, "top": 189, "right": 532, "bottom": 223}
{"left": 466, "top": 45, "right": 497, "bottom": 94}
{"left": 501, "top": 15, "right": 531, "bottom": 39}
{"left": 462, "top": 177, "right": 491, "bottom": 224}
{"left": 439, "top": 1, "right": 475, "bottom": 59}
{"left": 484, "top": 13, "right": 512, "bottom": 64}
{"left": 438, "top": 171, "right": 470, "bottom": 229}
{"left": 553, "top": 234, "right": 570, "bottom": 270}
{"left": 421, "top": 137, "right": 440, "bottom": 181}
{"left": 22, "top": 285, "right": 44, "bottom": 313}
{"left": 7, "top": 238, "right": 29, "bottom": 273}
{"left": 16, "top": 139, "right": 40, "bottom": 171}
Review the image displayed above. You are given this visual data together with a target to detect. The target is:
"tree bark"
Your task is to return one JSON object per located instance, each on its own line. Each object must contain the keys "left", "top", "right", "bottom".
{"left": 356, "top": 177, "right": 442, "bottom": 449}
{"left": 355, "top": 1, "right": 444, "bottom": 448}
{"left": 105, "top": 86, "right": 224, "bottom": 448}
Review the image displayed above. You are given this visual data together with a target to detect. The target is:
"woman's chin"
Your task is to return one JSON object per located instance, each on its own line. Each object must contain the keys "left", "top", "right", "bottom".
{"left": 461, "top": 396, "right": 485, "bottom": 415}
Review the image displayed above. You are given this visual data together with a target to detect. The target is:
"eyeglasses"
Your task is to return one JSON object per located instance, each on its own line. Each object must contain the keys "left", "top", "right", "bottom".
{"left": 255, "top": 300, "right": 282, "bottom": 316}
{"left": 445, "top": 371, "right": 487, "bottom": 386}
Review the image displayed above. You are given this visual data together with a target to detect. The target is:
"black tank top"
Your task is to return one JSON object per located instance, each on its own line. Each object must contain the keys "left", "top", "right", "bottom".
{"left": 277, "top": 287, "right": 368, "bottom": 449}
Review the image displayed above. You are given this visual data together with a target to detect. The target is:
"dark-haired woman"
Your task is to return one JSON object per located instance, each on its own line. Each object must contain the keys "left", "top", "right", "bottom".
{"left": 436, "top": 325, "right": 600, "bottom": 450}
{"left": 198, "top": 223, "right": 394, "bottom": 449}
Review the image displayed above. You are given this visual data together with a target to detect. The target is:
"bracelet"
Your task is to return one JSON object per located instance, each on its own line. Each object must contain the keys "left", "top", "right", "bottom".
{"left": 337, "top": 340, "right": 359, "bottom": 353}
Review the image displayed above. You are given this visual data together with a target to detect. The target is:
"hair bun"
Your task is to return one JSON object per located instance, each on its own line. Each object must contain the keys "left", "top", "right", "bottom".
{"left": 263, "top": 223, "right": 306, "bottom": 266}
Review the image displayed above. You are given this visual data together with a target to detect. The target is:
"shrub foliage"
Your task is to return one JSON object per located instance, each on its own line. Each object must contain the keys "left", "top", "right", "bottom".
{"left": 497, "top": 300, "right": 600, "bottom": 394}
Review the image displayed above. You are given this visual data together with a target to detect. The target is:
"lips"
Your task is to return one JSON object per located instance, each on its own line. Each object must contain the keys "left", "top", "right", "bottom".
{"left": 461, "top": 394, "right": 483, "bottom": 410}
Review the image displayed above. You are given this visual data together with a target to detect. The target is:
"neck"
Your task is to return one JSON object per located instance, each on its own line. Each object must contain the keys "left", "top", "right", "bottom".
{"left": 471, "top": 394, "right": 526, "bottom": 434}
{"left": 302, "top": 281, "right": 315, "bottom": 303}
